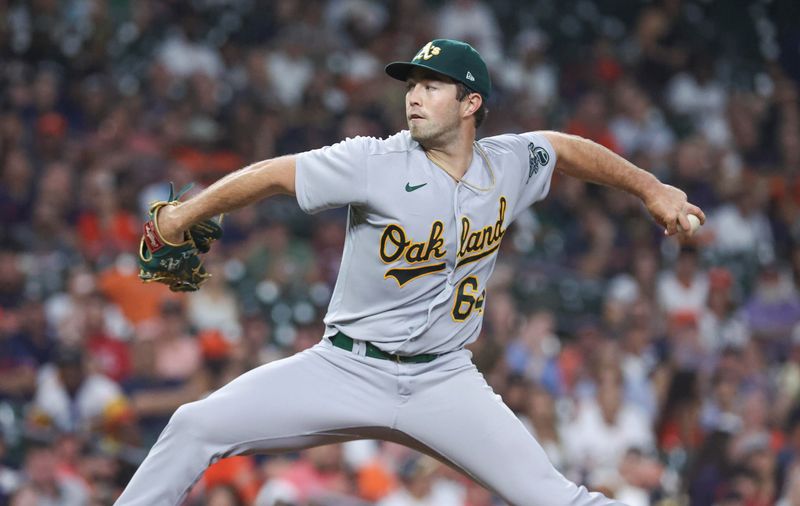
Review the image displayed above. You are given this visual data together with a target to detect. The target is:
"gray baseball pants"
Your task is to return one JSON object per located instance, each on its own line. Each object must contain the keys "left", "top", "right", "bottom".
{"left": 115, "top": 339, "right": 621, "bottom": 505}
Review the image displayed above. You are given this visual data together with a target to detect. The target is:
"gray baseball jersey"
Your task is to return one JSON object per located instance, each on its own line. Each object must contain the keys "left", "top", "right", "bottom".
{"left": 295, "top": 130, "right": 556, "bottom": 355}
{"left": 116, "top": 130, "right": 622, "bottom": 506}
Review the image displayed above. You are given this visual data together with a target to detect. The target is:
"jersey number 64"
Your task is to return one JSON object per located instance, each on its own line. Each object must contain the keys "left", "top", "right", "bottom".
{"left": 451, "top": 276, "right": 485, "bottom": 321}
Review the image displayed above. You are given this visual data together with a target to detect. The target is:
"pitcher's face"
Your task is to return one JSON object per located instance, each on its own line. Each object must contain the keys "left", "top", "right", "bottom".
{"left": 405, "top": 70, "right": 461, "bottom": 146}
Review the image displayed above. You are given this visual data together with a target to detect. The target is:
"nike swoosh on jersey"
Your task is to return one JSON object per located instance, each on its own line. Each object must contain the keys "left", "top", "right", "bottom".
{"left": 405, "top": 182, "right": 428, "bottom": 192}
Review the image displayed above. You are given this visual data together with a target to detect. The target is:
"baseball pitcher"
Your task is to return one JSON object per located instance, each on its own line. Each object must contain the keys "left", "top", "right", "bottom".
{"left": 119, "top": 39, "right": 704, "bottom": 505}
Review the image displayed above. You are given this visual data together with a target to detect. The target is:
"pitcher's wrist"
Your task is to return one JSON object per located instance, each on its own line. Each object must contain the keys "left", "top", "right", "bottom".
{"left": 156, "top": 204, "right": 187, "bottom": 244}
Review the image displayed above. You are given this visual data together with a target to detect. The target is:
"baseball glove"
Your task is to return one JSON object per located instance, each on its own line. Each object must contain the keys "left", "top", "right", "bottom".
{"left": 138, "top": 183, "right": 223, "bottom": 292}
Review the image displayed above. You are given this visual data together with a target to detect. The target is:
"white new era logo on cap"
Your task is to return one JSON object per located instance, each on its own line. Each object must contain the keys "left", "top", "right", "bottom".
{"left": 466, "top": 71, "right": 475, "bottom": 81}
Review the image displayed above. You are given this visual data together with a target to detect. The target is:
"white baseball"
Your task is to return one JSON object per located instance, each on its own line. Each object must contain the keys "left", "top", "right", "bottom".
{"left": 682, "top": 214, "right": 701, "bottom": 235}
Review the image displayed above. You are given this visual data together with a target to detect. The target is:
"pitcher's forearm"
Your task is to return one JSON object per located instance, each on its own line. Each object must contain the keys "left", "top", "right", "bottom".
{"left": 541, "top": 130, "right": 705, "bottom": 235}
{"left": 164, "top": 155, "right": 297, "bottom": 235}
{"left": 541, "top": 131, "right": 660, "bottom": 201}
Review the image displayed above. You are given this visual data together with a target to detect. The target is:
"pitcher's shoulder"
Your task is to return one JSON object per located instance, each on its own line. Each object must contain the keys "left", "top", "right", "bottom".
{"left": 478, "top": 132, "right": 554, "bottom": 156}
{"left": 477, "top": 133, "right": 526, "bottom": 155}
{"left": 313, "top": 131, "right": 415, "bottom": 159}
{"left": 361, "top": 130, "right": 418, "bottom": 156}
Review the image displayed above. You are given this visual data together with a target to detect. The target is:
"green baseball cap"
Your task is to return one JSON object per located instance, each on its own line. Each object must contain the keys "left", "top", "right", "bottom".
{"left": 385, "top": 39, "right": 491, "bottom": 98}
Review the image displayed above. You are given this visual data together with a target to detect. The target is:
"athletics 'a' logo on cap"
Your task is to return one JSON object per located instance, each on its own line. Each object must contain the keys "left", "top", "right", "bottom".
{"left": 466, "top": 71, "right": 475, "bottom": 81}
{"left": 414, "top": 41, "right": 442, "bottom": 61}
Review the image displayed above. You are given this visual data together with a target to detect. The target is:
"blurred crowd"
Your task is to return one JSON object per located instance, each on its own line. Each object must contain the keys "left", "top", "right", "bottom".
{"left": 1, "top": 0, "right": 799, "bottom": 504}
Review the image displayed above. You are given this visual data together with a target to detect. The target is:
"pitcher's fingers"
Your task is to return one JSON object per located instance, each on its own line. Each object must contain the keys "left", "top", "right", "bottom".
{"left": 664, "top": 215, "right": 679, "bottom": 236}
{"left": 677, "top": 212, "right": 692, "bottom": 234}
{"left": 686, "top": 203, "right": 705, "bottom": 224}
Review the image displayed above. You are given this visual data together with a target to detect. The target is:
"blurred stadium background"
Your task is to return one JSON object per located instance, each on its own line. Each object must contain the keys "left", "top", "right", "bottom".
{"left": 1, "top": 0, "right": 800, "bottom": 504}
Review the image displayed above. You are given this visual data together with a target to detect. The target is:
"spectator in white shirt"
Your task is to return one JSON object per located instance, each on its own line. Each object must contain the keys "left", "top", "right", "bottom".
{"left": 562, "top": 367, "right": 654, "bottom": 482}
{"left": 157, "top": 15, "right": 223, "bottom": 79}
{"left": 265, "top": 33, "right": 314, "bottom": 108}
{"left": 28, "top": 346, "right": 130, "bottom": 436}
{"left": 706, "top": 180, "right": 774, "bottom": 260}
{"left": 666, "top": 52, "right": 731, "bottom": 147}
{"left": 437, "top": 0, "right": 502, "bottom": 65}
{"left": 502, "top": 29, "right": 558, "bottom": 111}
{"left": 657, "top": 246, "right": 709, "bottom": 320}
{"left": 610, "top": 80, "right": 675, "bottom": 161}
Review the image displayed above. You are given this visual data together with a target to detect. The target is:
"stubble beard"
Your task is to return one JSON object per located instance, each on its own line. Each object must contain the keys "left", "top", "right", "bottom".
{"left": 408, "top": 114, "right": 460, "bottom": 149}
{"left": 408, "top": 121, "right": 436, "bottom": 144}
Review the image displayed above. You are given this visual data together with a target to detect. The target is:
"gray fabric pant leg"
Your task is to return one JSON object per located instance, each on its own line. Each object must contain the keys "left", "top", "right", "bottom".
{"left": 392, "top": 353, "right": 623, "bottom": 506}
{"left": 115, "top": 341, "right": 623, "bottom": 506}
{"left": 115, "top": 343, "right": 397, "bottom": 506}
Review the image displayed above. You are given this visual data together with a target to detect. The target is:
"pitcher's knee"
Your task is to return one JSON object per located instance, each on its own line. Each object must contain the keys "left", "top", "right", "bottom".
{"left": 168, "top": 400, "right": 207, "bottom": 436}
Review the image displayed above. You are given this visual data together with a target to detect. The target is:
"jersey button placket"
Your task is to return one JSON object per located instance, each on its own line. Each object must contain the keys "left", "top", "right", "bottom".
{"left": 447, "top": 184, "right": 461, "bottom": 286}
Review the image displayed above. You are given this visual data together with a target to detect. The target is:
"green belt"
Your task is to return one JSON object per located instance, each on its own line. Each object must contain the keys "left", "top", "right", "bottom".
{"left": 330, "top": 332, "right": 438, "bottom": 363}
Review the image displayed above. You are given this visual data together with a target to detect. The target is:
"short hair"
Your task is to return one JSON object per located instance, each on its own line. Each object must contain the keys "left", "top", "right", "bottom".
{"left": 455, "top": 83, "right": 488, "bottom": 128}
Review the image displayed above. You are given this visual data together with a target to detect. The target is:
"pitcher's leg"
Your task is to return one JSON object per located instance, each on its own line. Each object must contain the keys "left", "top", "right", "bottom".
{"left": 115, "top": 344, "right": 396, "bottom": 506}
{"left": 396, "top": 360, "right": 622, "bottom": 506}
